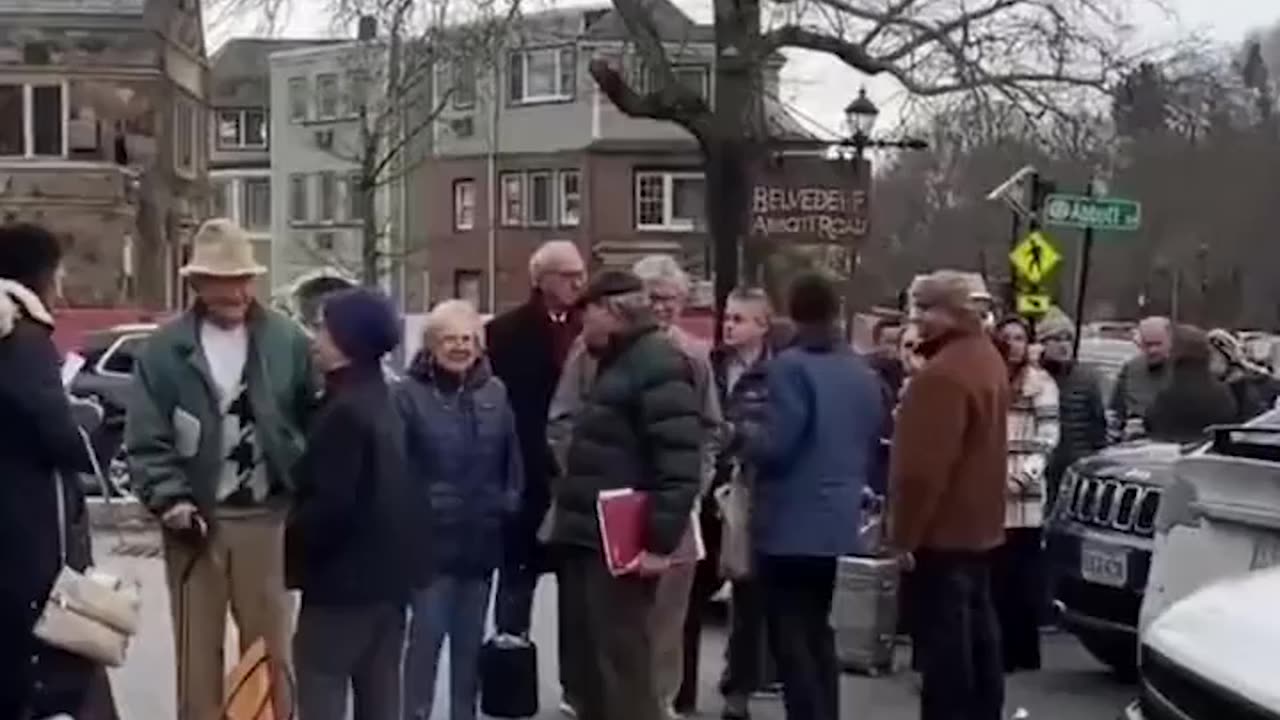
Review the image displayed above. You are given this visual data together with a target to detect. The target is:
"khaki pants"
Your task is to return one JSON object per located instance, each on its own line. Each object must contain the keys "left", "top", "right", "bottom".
{"left": 649, "top": 561, "right": 696, "bottom": 712}
{"left": 163, "top": 512, "right": 295, "bottom": 720}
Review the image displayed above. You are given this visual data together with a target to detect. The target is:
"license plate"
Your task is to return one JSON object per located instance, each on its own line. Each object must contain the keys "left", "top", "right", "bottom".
{"left": 1081, "top": 542, "right": 1129, "bottom": 588}
{"left": 1250, "top": 535, "right": 1280, "bottom": 570}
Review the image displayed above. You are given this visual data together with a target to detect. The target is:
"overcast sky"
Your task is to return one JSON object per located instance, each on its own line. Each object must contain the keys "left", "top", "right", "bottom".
{"left": 213, "top": 0, "right": 1280, "bottom": 137}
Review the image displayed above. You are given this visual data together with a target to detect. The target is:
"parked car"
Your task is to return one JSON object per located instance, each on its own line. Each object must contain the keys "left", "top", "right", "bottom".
{"left": 1138, "top": 411, "right": 1280, "bottom": 634}
{"left": 68, "top": 323, "right": 157, "bottom": 497}
{"left": 1123, "top": 566, "right": 1280, "bottom": 720}
{"left": 1045, "top": 440, "right": 1180, "bottom": 676}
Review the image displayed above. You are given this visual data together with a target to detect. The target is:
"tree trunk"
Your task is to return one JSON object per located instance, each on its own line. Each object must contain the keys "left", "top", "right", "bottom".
{"left": 360, "top": 171, "right": 379, "bottom": 286}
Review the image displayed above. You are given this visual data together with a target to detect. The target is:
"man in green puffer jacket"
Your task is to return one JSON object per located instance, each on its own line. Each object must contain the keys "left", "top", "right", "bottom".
{"left": 551, "top": 269, "right": 704, "bottom": 720}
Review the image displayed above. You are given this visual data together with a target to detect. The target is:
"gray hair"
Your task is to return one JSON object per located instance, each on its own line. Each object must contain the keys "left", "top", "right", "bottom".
{"left": 728, "top": 286, "right": 772, "bottom": 319}
{"left": 631, "top": 254, "right": 690, "bottom": 293}
{"left": 423, "top": 298, "right": 485, "bottom": 351}
{"left": 600, "top": 289, "right": 652, "bottom": 326}
{"left": 528, "top": 240, "right": 582, "bottom": 284}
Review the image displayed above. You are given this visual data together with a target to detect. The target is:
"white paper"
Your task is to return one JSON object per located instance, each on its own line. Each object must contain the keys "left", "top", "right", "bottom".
{"left": 61, "top": 352, "right": 86, "bottom": 389}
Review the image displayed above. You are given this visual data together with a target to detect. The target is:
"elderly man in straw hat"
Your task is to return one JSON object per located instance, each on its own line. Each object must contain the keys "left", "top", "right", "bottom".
{"left": 126, "top": 218, "right": 316, "bottom": 720}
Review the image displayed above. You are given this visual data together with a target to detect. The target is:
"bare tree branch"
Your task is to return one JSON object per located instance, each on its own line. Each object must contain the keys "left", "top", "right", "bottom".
{"left": 588, "top": 58, "right": 714, "bottom": 141}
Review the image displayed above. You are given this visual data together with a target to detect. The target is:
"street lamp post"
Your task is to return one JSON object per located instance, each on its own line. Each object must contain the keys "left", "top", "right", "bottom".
{"left": 836, "top": 87, "right": 927, "bottom": 340}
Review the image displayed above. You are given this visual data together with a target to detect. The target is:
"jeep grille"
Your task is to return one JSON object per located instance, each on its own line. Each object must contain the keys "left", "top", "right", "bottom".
{"left": 1056, "top": 468, "right": 1162, "bottom": 537}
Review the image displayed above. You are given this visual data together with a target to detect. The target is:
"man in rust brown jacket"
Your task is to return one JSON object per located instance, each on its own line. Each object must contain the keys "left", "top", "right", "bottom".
{"left": 889, "top": 270, "right": 1010, "bottom": 720}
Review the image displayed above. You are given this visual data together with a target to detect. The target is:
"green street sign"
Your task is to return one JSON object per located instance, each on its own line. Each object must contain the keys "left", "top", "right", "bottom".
{"left": 1044, "top": 194, "right": 1142, "bottom": 232}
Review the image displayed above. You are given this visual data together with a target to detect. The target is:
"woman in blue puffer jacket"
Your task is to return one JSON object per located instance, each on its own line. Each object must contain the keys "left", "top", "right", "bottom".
{"left": 395, "top": 299, "right": 524, "bottom": 720}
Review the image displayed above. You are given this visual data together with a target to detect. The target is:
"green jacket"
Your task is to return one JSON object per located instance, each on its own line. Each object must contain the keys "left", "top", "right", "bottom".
{"left": 552, "top": 323, "right": 704, "bottom": 555}
{"left": 125, "top": 305, "right": 316, "bottom": 521}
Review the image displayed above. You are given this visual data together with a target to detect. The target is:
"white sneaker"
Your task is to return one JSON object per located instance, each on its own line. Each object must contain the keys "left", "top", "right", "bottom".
{"left": 559, "top": 700, "right": 578, "bottom": 717}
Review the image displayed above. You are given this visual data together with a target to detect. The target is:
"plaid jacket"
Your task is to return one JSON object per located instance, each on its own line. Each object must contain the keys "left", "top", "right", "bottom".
{"left": 1005, "top": 365, "right": 1060, "bottom": 528}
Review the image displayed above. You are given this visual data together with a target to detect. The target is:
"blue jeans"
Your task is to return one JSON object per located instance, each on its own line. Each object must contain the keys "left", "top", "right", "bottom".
{"left": 404, "top": 573, "right": 494, "bottom": 720}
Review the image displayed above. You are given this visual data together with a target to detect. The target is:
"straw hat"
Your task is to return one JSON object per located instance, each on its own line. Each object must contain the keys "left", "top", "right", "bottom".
{"left": 179, "top": 218, "right": 267, "bottom": 278}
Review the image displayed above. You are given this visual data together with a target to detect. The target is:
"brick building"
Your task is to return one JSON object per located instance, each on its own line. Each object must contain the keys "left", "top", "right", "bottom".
{"left": 0, "top": 0, "right": 208, "bottom": 308}
{"left": 415, "top": 1, "right": 810, "bottom": 313}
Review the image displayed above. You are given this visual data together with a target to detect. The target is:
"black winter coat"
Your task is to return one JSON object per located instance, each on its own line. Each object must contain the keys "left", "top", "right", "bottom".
{"left": 286, "top": 366, "right": 428, "bottom": 605}
{"left": 552, "top": 323, "right": 704, "bottom": 555}
{"left": 1046, "top": 362, "right": 1108, "bottom": 490}
{"left": 1145, "top": 369, "right": 1238, "bottom": 444}
{"left": 0, "top": 286, "right": 96, "bottom": 719}
{"left": 711, "top": 344, "right": 772, "bottom": 489}
{"left": 486, "top": 296, "right": 580, "bottom": 571}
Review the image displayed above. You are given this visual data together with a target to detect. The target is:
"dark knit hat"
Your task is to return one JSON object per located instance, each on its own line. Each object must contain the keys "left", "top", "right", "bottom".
{"left": 322, "top": 287, "right": 401, "bottom": 364}
{"left": 575, "top": 269, "right": 643, "bottom": 308}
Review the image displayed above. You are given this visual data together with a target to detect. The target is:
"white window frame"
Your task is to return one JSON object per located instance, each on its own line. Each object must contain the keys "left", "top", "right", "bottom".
{"left": 289, "top": 173, "right": 308, "bottom": 223}
{"left": 216, "top": 108, "right": 268, "bottom": 150}
{"left": 500, "top": 172, "right": 525, "bottom": 226}
{"left": 453, "top": 179, "right": 476, "bottom": 231}
{"left": 288, "top": 77, "right": 308, "bottom": 122}
{"left": 0, "top": 80, "right": 69, "bottom": 159}
{"left": 527, "top": 171, "right": 553, "bottom": 226}
{"left": 318, "top": 171, "right": 337, "bottom": 222}
{"left": 509, "top": 46, "right": 575, "bottom": 104}
{"left": 240, "top": 177, "right": 271, "bottom": 230}
{"left": 346, "top": 172, "right": 364, "bottom": 221}
{"left": 634, "top": 171, "right": 704, "bottom": 231}
{"left": 558, "top": 170, "right": 581, "bottom": 227}
{"left": 316, "top": 73, "right": 340, "bottom": 119}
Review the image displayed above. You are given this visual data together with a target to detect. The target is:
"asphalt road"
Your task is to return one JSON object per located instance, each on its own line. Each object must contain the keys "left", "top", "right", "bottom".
{"left": 98, "top": 532, "right": 1134, "bottom": 720}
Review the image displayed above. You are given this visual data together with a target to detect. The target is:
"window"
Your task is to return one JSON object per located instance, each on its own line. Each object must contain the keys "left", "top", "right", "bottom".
{"left": 217, "top": 109, "right": 267, "bottom": 149}
{"left": 316, "top": 74, "right": 339, "bottom": 119}
{"left": 453, "top": 179, "right": 476, "bottom": 230}
{"left": 452, "top": 60, "right": 476, "bottom": 109}
{"left": 288, "top": 77, "right": 308, "bottom": 122}
{"left": 559, "top": 170, "right": 581, "bottom": 227}
{"left": 241, "top": 178, "right": 271, "bottom": 230}
{"left": 314, "top": 231, "right": 336, "bottom": 252}
{"left": 318, "top": 172, "right": 337, "bottom": 222}
{"left": 99, "top": 335, "right": 146, "bottom": 376}
{"left": 454, "top": 270, "right": 482, "bottom": 307}
{"left": 635, "top": 171, "right": 704, "bottom": 231}
{"left": 528, "top": 171, "right": 552, "bottom": 226}
{"left": 346, "top": 71, "right": 369, "bottom": 115}
{"left": 289, "top": 173, "right": 308, "bottom": 222}
{"left": 500, "top": 173, "right": 524, "bottom": 226}
{"left": 210, "top": 179, "right": 230, "bottom": 217}
{"left": 0, "top": 82, "right": 65, "bottom": 158}
{"left": 346, "top": 172, "right": 364, "bottom": 220}
{"left": 508, "top": 47, "right": 576, "bottom": 104}
{"left": 638, "top": 64, "right": 709, "bottom": 102}
{"left": 174, "top": 97, "right": 197, "bottom": 174}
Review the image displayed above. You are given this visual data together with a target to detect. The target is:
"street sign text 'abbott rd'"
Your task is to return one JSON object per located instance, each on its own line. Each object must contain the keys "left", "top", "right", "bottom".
{"left": 1044, "top": 194, "right": 1142, "bottom": 232}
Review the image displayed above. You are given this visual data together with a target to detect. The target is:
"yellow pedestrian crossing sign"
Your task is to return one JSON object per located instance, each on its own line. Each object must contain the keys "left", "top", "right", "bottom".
{"left": 1009, "top": 231, "right": 1062, "bottom": 285}
{"left": 1016, "top": 293, "right": 1052, "bottom": 317}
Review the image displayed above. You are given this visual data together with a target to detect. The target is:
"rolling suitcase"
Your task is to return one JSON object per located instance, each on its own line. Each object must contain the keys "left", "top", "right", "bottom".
{"left": 479, "top": 634, "right": 539, "bottom": 718}
{"left": 831, "top": 554, "right": 900, "bottom": 676}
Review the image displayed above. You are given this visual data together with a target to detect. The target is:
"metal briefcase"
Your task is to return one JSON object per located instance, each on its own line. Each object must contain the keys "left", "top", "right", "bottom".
{"left": 831, "top": 555, "right": 900, "bottom": 676}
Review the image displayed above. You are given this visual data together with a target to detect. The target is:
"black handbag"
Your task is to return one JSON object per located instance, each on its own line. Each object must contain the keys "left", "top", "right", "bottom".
{"left": 479, "top": 634, "right": 539, "bottom": 718}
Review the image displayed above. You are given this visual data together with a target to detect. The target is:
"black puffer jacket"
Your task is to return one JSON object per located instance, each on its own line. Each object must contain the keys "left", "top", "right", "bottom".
{"left": 1045, "top": 361, "right": 1108, "bottom": 492}
{"left": 552, "top": 323, "right": 704, "bottom": 555}
{"left": 1145, "top": 369, "right": 1238, "bottom": 444}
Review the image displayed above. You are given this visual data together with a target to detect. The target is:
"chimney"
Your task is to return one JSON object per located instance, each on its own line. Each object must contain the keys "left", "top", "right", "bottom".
{"left": 357, "top": 15, "right": 377, "bottom": 40}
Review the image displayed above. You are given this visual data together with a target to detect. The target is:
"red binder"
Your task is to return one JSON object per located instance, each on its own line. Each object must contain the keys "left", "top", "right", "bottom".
{"left": 597, "top": 488, "right": 705, "bottom": 576}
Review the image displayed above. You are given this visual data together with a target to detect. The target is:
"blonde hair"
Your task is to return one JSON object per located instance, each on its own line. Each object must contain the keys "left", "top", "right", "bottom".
{"left": 423, "top": 298, "right": 485, "bottom": 351}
